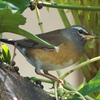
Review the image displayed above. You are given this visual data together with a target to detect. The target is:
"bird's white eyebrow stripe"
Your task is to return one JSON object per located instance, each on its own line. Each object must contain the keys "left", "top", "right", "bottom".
{"left": 73, "top": 26, "right": 88, "bottom": 33}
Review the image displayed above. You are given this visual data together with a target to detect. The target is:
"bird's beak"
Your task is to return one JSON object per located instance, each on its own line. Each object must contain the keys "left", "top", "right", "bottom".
{"left": 84, "top": 34, "right": 99, "bottom": 39}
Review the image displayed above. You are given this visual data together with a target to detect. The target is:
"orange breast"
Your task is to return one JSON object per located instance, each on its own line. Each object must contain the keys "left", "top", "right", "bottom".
{"left": 26, "top": 41, "right": 82, "bottom": 70}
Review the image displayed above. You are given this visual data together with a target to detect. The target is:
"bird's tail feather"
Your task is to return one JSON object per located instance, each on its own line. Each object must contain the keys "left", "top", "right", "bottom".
{"left": 0, "top": 39, "right": 16, "bottom": 45}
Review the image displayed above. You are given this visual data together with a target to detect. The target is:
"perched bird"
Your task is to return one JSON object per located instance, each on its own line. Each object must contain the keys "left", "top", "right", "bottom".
{"left": 0, "top": 25, "right": 98, "bottom": 85}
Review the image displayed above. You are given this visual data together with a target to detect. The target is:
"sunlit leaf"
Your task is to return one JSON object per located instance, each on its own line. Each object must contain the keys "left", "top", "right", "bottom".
{"left": 2, "top": 44, "right": 11, "bottom": 64}
{"left": 96, "top": 94, "right": 100, "bottom": 100}
{"left": 59, "top": 0, "right": 67, "bottom": 4}
{"left": 78, "top": 70, "right": 100, "bottom": 96}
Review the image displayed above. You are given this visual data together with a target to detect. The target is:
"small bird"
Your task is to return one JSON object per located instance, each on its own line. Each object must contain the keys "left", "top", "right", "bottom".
{"left": 0, "top": 25, "right": 98, "bottom": 84}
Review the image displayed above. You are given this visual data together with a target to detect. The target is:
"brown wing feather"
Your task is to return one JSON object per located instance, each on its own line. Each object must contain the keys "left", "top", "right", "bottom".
{"left": 17, "top": 28, "right": 68, "bottom": 49}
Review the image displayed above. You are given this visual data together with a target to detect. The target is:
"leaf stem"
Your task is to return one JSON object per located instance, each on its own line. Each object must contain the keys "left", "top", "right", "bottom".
{"left": 40, "top": 2, "right": 100, "bottom": 11}
{"left": 60, "top": 56, "right": 100, "bottom": 80}
{"left": 69, "top": 0, "right": 81, "bottom": 25}
{"left": 30, "top": 77, "right": 53, "bottom": 84}
{"left": 53, "top": 0, "right": 70, "bottom": 27}
{"left": 54, "top": 81, "right": 59, "bottom": 100}
{"left": 64, "top": 89, "right": 86, "bottom": 100}
{"left": 82, "top": 0, "right": 90, "bottom": 29}
{"left": 35, "top": 6, "right": 45, "bottom": 33}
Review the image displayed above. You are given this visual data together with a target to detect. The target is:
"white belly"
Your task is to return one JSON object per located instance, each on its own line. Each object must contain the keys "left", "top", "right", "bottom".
{"left": 29, "top": 57, "right": 73, "bottom": 71}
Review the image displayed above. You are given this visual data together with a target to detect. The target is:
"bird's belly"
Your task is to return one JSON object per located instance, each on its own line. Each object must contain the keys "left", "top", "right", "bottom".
{"left": 26, "top": 43, "right": 81, "bottom": 71}
{"left": 36, "top": 59, "right": 73, "bottom": 70}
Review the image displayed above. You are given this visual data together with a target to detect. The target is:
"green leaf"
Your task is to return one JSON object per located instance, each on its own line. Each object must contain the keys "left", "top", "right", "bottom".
{"left": 67, "top": 97, "right": 82, "bottom": 100}
{"left": 2, "top": 44, "right": 11, "bottom": 64}
{"left": 96, "top": 94, "right": 100, "bottom": 100}
{"left": 78, "top": 70, "right": 100, "bottom": 96}
{"left": 0, "top": 33, "right": 2, "bottom": 36}
{"left": 0, "top": 1, "right": 19, "bottom": 11}
{"left": 0, "top": 1, "right": 8, "bottom": 8}
{"left": 0, "top": 9, "right": 26, "bottom": 28}
{"left": 59, "top": 0, "right": 67, "bottom": 4}
{"left": 0, "top": 9, "right": 56, "bottom": 49}
{"left": 2, "top": 0, "right": 30, "bottom": 13}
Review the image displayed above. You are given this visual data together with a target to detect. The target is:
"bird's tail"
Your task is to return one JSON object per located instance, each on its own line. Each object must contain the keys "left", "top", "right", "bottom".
{"left": 0, "top": 39, "right": 16, "bottom": 45}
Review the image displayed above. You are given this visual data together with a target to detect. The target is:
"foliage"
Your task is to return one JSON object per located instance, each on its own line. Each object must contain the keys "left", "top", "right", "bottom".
{"left": 0, "top": 9, "right": 56, "bottom": 48}
{"left": 79, "top": 70, "right": 100, "bottom": 96}
{"left": 0, "top": 0, "right": 100, "bottom": 100}
{"left": 1, "top": 44, "right": 11, "bottom": 64}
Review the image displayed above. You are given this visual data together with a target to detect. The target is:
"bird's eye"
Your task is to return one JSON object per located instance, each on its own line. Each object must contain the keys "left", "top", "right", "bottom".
{"left": 79, "top": 30, "right": 83, "bottom": 34}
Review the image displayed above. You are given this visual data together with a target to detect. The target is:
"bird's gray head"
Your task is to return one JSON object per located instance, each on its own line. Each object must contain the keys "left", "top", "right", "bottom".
{"left": 62, "top": 25, "right": 98, "bottom": 52}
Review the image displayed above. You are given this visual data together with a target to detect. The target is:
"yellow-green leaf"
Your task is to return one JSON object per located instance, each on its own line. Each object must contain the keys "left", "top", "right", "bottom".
{"left": 2, "top": 44, "right": 11, "bottom": 64}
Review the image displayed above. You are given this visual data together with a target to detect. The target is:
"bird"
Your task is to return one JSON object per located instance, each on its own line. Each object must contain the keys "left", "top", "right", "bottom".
{"left": 0, "top": 25, "right": 98, "bottom": 85}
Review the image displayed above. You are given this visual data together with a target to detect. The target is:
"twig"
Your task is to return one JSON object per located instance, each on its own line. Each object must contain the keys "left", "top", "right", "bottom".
{"left": 35, "top": 6, "right": 45, "bottom": 33}
{"left": 53, "top": 0, "right": 70, "bottom": 27}
{"left": 0, "top": 42, "right": 17, "bottom": 96}
{"left": 30, "top": 77, "right": 53, "bottom": 84}
{"left": 54, "top": 81, "right": 59, "bottom": 100}
{"left": 60, "top": 56, "right": 100, "bottom": 80}
{"left": 64, "top": 89, "right": 86, "bottom": 100}
{"left": 41, "top": 2, "right": 100, "bottom": 11}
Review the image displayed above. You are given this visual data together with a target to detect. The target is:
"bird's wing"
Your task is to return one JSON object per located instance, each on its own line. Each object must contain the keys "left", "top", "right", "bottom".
{"left": 16, "top": 28, "right": 68, "bottom": 50}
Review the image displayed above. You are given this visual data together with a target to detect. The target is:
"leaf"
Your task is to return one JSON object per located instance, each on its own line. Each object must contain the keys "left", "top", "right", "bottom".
{"left": 96, "top": 94, "right": 100, "bottom": 100}
{"left": 59, "top": 0, "right": 67, "bottom": 4}
{"left": 2, "top": 44, "right": 11, "bottom": 64}
{"left": 67, "top": 97, "right": 82, "bottom": 100}
{"left": 0, "top": 33, "right": 2, "bottom": 36}
{"left": 0, "top": 9, "right": 56, "bottom": 49}
{"left": 87, "top": 39, "right": 96, "bottom": 49}
{"left": 78, "top": 70, "right": 100, "bottom": 96}
{"left": 2, "top": 0, "right": 30, "bottom": 13}
{"left": 0, "top": 9, "right": 26, "bottom": 28}
{"left": 0, "top": 0, "right": 18, "bottom": 11}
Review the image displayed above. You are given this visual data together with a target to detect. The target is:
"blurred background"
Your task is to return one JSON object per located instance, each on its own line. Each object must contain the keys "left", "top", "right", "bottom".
{"left": 4, "top": 7, "right": 83, "bottom": 89}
